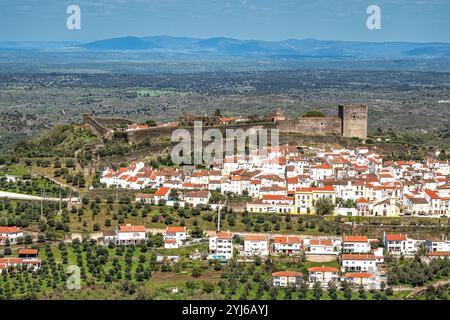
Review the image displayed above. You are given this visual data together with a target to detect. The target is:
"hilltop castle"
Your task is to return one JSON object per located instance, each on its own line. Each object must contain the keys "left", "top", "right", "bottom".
{"left": 84, "top": 104, "right": 368, "bottom": 146}
{"left": 276, "top": 104, "right": 368, "bottom": 139}
{"left": 178, "top": 104, "right": 368, "bottom": 139}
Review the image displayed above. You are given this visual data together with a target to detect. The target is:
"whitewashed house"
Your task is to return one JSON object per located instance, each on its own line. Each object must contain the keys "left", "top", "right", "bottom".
{"left": 182, "top": 191, "right": 210, "bottom": 207}
{"left": 0, "top": 226, "right": 24, "bottom": 245}
{"left": 384, "top": 233, "right": 421, "bottom": 255}
{"left": 344, "top": 272, "right": 381, "bottom": 290}
{"left": 307, "top": 267, "right": 339, "bottom": 288}
{"left": 272, "top": 271, "right": 303, "bottom": 287}
{"left": 341, "top": 254, "right": 377, "bottom": 272}
{"left": 208, "top": 231, "right": 234, "bottom": 260}
{"left": 306, "top": 239, "right": 338, "bottom": 255}
{"left": 342, "top": 236, "right": 371, "bottom": 254}
{"left": 115, "top": 225, "right": 146, "bottom": 245}
{"left": 243, "top": 235, "right": 270, "bottom": 256}
{"left": 273, "top": 236, "right": 303, "bottom": 256}
{"left": 164, "top": 226, "right": 189, "bottom": 249}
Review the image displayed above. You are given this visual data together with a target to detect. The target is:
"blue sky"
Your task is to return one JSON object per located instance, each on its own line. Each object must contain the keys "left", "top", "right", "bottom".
{"left": 1, "top": 0, "right": 450, "bottom": 42}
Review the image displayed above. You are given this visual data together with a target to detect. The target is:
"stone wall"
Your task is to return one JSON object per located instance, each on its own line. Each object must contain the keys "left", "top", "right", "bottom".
{"left": 277, "top": 116, "right": 342, "bottom": 136}
{"left": 339, "top": 104, "right": 368, "bottom": 139}
{"left": 82, "top": 114, "right": 113, "bottom": 139}
{"left": 126, "top": 122, "right": 277, "bottom": 145}
{"left": 93, "top": 116, "right": 135, "bottom": 127}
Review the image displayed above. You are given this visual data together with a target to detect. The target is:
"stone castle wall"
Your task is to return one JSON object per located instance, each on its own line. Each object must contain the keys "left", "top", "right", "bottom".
{"left": 82, "top": 115, "right": 113, "bottom": 139}
{"left": 84, "top": 104, "right": 368, "bottom": 145}
{"left": 92, "top": 116, "right": 135, "bottom": 127}
{"left": 126, "top": 122, "right": 277, "bottom": 144}
{"left": 339, "top": 104, "right": 368, "bottom": 139}
{"left": 277, "top": 116, "right": 342, "bottom": 136}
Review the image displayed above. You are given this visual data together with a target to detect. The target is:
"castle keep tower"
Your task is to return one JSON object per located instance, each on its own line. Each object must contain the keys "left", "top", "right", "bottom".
{"left": 339, "top": 104, "right": 368, "bottom": 139}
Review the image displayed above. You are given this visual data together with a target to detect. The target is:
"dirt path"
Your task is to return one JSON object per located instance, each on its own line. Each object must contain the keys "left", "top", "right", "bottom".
{"left": 31, "top": 168, "right": 81, "bottom": 195}
{"left": 395, "top": 278, "right": 450, "bottom": 298}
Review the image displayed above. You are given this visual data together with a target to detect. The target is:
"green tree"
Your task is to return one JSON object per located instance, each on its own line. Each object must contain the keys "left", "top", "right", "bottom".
{"left": 145, "top": 119, "right": 157, "bottom": 127}
{"left": 327, "top": 280, "right": 338, "bottom": 300}
{"left": 302, "top": 109, "right": 325, "bottom": 117}
{"left": 314, "top": 197, "right": 335, "bottom": 215}
{"left": 312, "top": 281, "right": 322, "bottom": 300}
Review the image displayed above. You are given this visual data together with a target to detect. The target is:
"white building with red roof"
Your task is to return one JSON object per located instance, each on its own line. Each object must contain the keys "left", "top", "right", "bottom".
{"left": 126, "top": 123, "right": 149, "bottom": 132}
{"left": 344, "top": 272, "right": 382, "bottom": 290}
{"left": 164, "top": 226, "right": 189, "bottom": 249}
{"left": 0, "top": 226, "right": 24, "bottom": 245}
{"left": 182, "top": 190, "right": 210, "bottom": 207}
{"left": 243, "top": 235, "right": 270, "bottom": 256}
{"left": 341, "top": 254, "right": 377, "bottom": 272}
{"left": 208, "top": 231, "right": 233, "bottom": 260}
{"left": 272, "top": 271, "right": 303, "bottom": 287}
{"left": 115, "top": 225, "right": 146, "bottom": 245}
{"left": 306, "top": 239, "right": 339, "bottom": 255}
{"left": 307, "top": 266, "right": 339, "bottom": 288}
{"left": 273, "top": 236, "right": 303, "bottom": 256}
{"left": 342, "top": 235, "right": 371, "bottom": 254}
{"left": 0, "top": 257, "right": 41, "bottom": 272}
{"left": 383, "top": 233, "right": 421, "bottom": 255}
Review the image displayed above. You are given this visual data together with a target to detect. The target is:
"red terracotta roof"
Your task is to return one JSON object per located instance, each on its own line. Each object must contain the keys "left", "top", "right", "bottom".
{"left": 273, "top": 236, "right": 303, "bottom": 245}
{"left": 216, "top": 231, "right": 233, "bottom": 240}
{"left": 296, "top": 185, "right": 334, "bottom": 193}
{"left": 119, "top": 225, "right": 145, "bottom": 232}
{"left": 427, "top": 252, "right": 450, "bottom": 256}
{"left": 244, "top": 235, "right": 267, "bottom": 241}
{"left": 342, "top": 254, "right": 376, "bottom": 261}
{"left": 386, "top": 234, "right": 407, "bottom": 241}
{"left": 154, "top": 187, "right": 171, "bottom": 197}
{"left": 0, "top": 226, "right": 21, "bottom": 234}
{"left": 310, "top": 239, "right": 333, "bottom": 246}
{"left": 343, "top": 236, "right": 369, "bottom": 243}
{"left": 345, "top": 272, "right": 374, "bottom": 278}
{"left": 18, "top": 249, "right": 38, "bottom": 255}
{"left": 272, "top": 271, "right": 303, "bottom": 277}
{"left": 166, "top": 226, "right": 187, "bottom": 233}
{"left": 308, "top": 267, "right": 338, "bottom": 273}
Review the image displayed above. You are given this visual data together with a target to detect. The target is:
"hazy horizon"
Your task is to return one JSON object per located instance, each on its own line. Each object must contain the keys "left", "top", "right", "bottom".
{"left": 1, "top": 0, "right": 450, "bottom": 43}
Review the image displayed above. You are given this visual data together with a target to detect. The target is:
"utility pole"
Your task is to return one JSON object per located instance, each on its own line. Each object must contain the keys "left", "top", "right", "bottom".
{"left": 40, "top": 189, "right": 44, "bottom": 221}
{"left": 59, "top": 189, "right": 62, "bottom": 213}
{"left": 217, "top": 201, "right": 222, "bottom": 232}
{"left": 68, "top": 190, "right": 72, "bottom": 210}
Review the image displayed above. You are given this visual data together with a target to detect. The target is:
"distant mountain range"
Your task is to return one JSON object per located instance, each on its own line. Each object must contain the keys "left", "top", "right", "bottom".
{"left": 2, "top": 36, "right": 450, "bottom": 58}
{"left": 78, "top": 36, "right": 450, "bottom": 58}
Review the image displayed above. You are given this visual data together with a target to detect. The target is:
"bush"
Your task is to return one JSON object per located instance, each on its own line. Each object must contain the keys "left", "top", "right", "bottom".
{"left": 302, "top": 110, "right": 325, "bottom": 117}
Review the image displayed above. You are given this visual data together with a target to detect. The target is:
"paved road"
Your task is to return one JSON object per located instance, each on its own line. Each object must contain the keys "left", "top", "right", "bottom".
{"left": 0, "top": 190, "right": 79, "bottom": 202}
{"left": 144, "top": 227, "right": 341, "bottom": 239}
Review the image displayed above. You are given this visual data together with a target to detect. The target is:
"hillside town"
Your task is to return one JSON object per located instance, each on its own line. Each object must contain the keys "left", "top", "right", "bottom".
{"left": 4, "top": 217, "right": 450, "bottom": 292}
{"left": 99, "top": 145, "right": 450, "bottom": 216}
